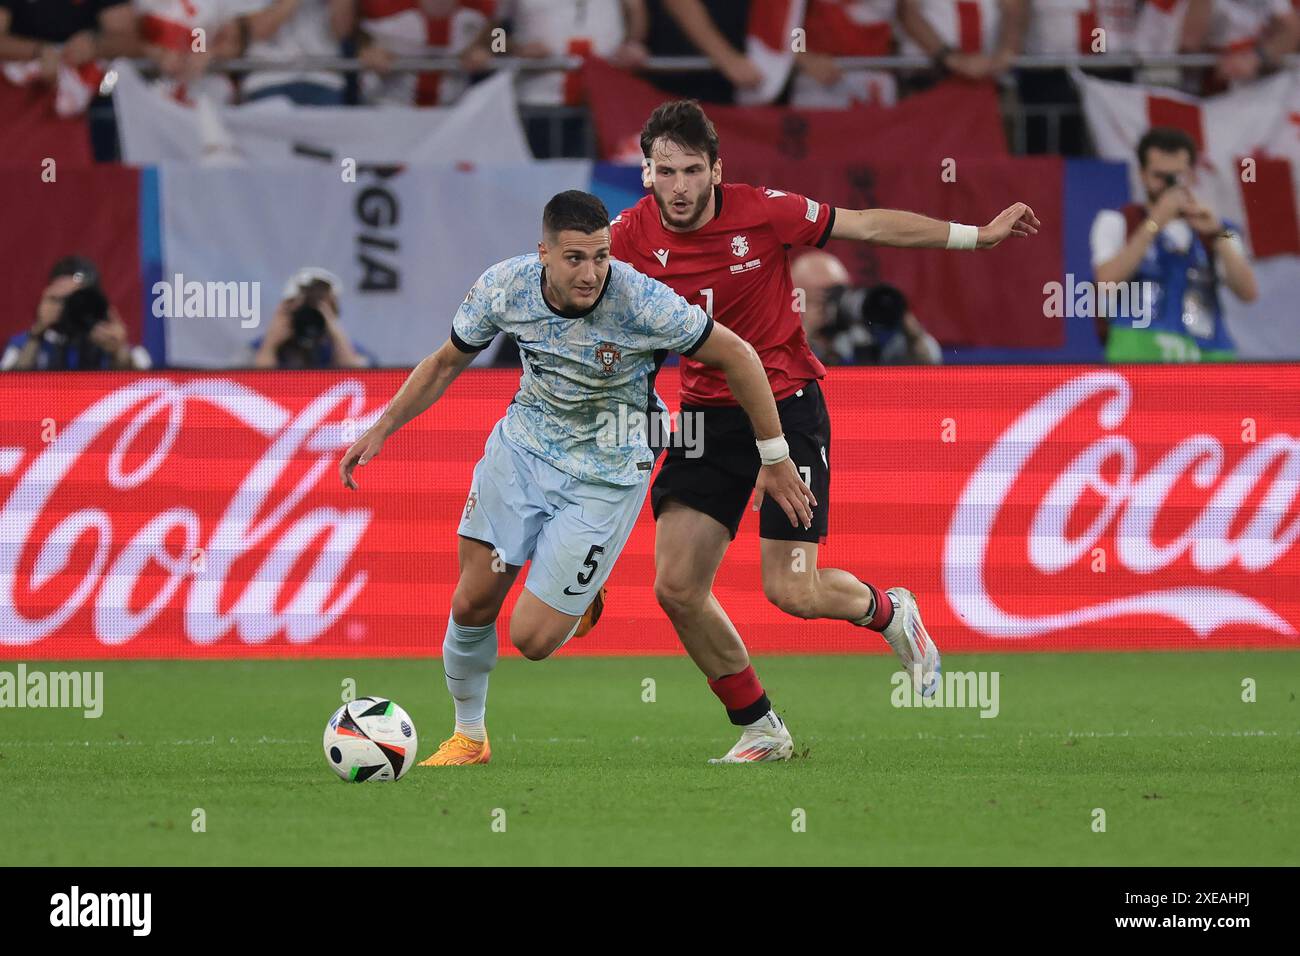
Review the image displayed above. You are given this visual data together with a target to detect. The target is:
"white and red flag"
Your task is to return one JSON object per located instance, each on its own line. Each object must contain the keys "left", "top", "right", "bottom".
{"left": 738, "top": 0, "right": 808, "bottom": 104}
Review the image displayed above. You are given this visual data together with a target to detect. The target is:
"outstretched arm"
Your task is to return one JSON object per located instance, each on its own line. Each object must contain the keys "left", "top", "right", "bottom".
{"left": 339, "top": 338, "right": 476, "bottom": 489}
{"left": 689, "top": 323, "right": 816, "bottom": 530}
{"left": 830, "top": 203, "right": 1040, "bottom": 249}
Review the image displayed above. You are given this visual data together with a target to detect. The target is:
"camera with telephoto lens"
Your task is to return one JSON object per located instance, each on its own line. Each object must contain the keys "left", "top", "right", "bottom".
{"left": 54, "top": 285, "right": 111, "bottom": 340}
{"left": 821, "top": 283, "right": 908, "bottom": 363}
{"left": 276, "top": 279, "right": 335, "bottom": 368}
{"left": 289, "top": 280, "right": 333, "bottom": 347}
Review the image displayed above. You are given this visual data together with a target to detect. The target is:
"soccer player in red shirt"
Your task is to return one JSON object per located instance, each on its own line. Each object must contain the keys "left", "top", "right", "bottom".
{"left": 610, "top": 99, "right": 1038, "bottom": 762}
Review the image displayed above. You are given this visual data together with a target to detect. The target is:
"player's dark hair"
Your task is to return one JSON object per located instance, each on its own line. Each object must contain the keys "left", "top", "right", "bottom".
{"left": 542, "top": 190, "right": 610, "bottom": 238}
{"left": 640, "top": 99, "right": 720, "bottom": 167}
{"left": 1136, "top": 127, "right": 1197, "bottom": 168}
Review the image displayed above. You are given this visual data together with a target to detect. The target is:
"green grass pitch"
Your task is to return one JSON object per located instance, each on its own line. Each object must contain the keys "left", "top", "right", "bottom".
{"left": 2, "top": 652, "right": 1297, "bottom": 866}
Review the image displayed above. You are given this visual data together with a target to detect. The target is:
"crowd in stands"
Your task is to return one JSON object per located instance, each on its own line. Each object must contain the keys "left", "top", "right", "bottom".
{"left": 3, "top": 2, "right": 1296, "bottom": 116}
{"left": 1, "top": 2, "right": 1286, "bottom": 369}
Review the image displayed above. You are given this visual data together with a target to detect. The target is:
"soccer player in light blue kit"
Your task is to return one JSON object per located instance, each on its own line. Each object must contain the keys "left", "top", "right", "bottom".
{"left": 339, "top": 191, "right": 814, "bottom": 765}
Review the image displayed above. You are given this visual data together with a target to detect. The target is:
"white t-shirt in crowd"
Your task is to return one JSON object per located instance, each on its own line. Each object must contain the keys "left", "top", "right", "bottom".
{"left": 238, "top": 0, "right": 345, "bottom": 96}
{"left": 1205, "top": 0, "right": 1293, "bottom": 49}
{"left": 898, "top": 0, "right": 1001, "bottom": 57}
{"left": 501, "top": 0, "right": 626, "bottom": 105}
{"left": 133, "top": 0, "right": 248, "bottom": 103}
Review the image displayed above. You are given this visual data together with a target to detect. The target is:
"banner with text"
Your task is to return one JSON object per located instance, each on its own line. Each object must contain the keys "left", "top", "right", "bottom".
{"left": 155, "top": 160, "right": 591, "bottom": 367}
{"left": 2, "top": 366, "right": 1296, "bottom": 659}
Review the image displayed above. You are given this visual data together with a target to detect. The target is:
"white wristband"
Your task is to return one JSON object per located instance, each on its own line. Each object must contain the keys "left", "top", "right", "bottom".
{"left": 756, "top": 434, "right": 790, "bottom": 466}
{"left": 946, "top": 222, "right": 979, "bottom": 250}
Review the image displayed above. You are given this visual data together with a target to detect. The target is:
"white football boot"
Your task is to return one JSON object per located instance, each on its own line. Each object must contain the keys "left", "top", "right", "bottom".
{"left": 880, "top": 587, "right": 941, "bottom": 698}
{"left": 708, "top": 711, "right": 794, "bottom": 764}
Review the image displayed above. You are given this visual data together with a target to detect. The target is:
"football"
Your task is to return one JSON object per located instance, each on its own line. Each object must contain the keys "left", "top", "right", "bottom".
{"left": 323, "top": 697, "right": 418, "bottom": 782}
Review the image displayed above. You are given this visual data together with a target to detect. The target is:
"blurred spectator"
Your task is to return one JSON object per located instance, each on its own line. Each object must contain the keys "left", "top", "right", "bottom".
{"left": 793, "top": 250, "right": 941, "bottom": 365}
{"left": 237, "top": 0, "right": 352, "bottom": 105}
{"left": 2, "top": 256, "right": 152, "bottom": 371}
{"left": 898, "top": 0, "right": 1027, "bottom": 82}
{"left": 646, "top": 0, "right": 754, "bottom": 104}
{"left": 351, "top": 0, "right": 494, "bottom": 106}
{"left": 252, "top": 268, "right": 374, "bottom": 368}
{"left": 0, "top": 0, "right": 140, "bottom": 118}
{"left": 0, "top": 0, "right": 139, "bottom": 69}
{"left": 1182, "top": 0, "right": 1299, "bottom": 87}
{"left": 1017, "top": 0, "right": 1141, "bottom": 154}
{"left": 501, "top": 0, "right": 647, "bottom": 106}
{"left": 1090, "top": 126, "right": 1258, "bottom": 362}
{"left": 135, "top": 0, "right": 246, "bottom": 105}
{"left": 792, "top": 0, "right": 900, "bottom": 107}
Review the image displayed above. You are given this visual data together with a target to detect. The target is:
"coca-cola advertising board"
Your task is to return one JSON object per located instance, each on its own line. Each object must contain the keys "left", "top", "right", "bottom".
{"left": 2, "top": 367, "right": 1296, "bottom": 659}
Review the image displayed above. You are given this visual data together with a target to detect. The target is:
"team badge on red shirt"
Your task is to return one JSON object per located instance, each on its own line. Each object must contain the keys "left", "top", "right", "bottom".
{"left": 731, "top": 235, "right": 750, "bottom": 257}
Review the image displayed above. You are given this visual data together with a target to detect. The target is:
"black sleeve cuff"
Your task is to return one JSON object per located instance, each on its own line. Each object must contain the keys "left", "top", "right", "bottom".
{"left": 816, "top": 206, "right": 836, "bottom": 248}
{"left": 450, "top": 329, "right": 493, "bottom": 353}
{"left": 680, "top": 315, "right": 714, "bottom": 357}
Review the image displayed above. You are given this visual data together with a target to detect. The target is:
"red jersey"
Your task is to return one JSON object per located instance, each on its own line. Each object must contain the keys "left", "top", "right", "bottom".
{"left": 610, "top": 183, "right": 834, "bottom": 406}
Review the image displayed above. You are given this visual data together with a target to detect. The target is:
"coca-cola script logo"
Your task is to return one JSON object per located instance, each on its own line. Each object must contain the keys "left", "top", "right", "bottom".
{"left": 0, "top": 379, "right": 381, "bottom": 647}
{"left": 945, "top": 371, "right": 1298, "bottom": 640}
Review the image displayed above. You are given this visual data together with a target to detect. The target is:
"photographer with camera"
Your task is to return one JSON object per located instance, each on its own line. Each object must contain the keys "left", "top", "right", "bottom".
{"left": 1091, "top": 126, "right": 1258, "bottom": 363}
{"left": 252, "top": 267, "right": 373, "bottom": 369}
{"left": 792, "top": 250, "right": 942, "bottom": 366}
{"left": 2, "top": 256, "right": 152, "bottom": 371}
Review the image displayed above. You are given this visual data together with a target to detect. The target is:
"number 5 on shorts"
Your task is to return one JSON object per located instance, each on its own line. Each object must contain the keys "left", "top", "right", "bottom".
{"left": 578, "top": 544, "right": 605, "bottom": 586}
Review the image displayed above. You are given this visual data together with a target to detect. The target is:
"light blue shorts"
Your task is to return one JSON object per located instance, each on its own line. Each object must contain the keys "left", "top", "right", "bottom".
{"left": 457, "top": 419, "right": 651, "bottom": 616}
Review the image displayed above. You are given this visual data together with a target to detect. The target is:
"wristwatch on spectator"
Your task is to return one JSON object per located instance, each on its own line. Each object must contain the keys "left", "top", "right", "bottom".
{"left": 1213, "top": 227, "right": 1240, "bottom": 245}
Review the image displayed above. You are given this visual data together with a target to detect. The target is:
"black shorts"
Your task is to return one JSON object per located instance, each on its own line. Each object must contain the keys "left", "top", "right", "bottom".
{"left": 651, "top": 379, "right": 831, "bottom": 542}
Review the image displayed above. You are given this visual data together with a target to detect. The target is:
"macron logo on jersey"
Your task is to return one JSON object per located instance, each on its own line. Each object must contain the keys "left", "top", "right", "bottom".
{"left": 764, "top": 188, "right": 786, "bottom": 198}
{"left": 652, "top": 248, "right": 670, "bottom": 267}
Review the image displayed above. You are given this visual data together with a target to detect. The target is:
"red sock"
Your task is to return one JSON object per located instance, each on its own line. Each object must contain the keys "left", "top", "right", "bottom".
{"left": 863, "top": 583, "right": 894, "bottom": 631}
{"left": 708, "top": 665, "right": 771, "bottom": 726}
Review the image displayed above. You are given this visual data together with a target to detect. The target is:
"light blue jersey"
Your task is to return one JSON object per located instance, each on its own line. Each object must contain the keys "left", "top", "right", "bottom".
{"left": 451, "top": 256, "right": 713, "bottom": 487}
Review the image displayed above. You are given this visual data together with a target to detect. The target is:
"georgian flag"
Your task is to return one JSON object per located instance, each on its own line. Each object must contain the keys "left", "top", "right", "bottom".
{"left": 738, "top": 0, "right": 808, "bottom": 105}
{"left": 1075, "top": 69, "right": 1300, "bottom": 358}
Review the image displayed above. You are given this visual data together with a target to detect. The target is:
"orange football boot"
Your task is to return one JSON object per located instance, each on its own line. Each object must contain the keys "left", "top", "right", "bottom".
{"left": 418, "top": 731, "right": 491, "bottom": 766}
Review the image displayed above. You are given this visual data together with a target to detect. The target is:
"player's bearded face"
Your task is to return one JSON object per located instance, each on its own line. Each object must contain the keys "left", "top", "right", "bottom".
{"left": 648, "top": 141, "right": 718, "bottom": 230}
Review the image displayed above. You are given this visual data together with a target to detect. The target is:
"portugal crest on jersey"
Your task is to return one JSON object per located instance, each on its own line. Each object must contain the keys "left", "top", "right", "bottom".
{"left": 595, "top": 342, "right": 623, "bottom": 375}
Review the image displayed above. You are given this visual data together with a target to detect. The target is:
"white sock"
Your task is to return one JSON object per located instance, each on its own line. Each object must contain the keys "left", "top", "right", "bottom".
{"left": 744, "top": 709, "right": 784, "bottom": 734}
{"left": 442, "top": 615, "right": 497, "bottom": 742}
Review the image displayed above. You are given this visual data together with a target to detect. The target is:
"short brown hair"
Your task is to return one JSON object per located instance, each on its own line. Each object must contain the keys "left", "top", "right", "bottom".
{"left": 1137, "top": 127, "right": 1197, "bottom": 168}
{"left": 543, "top": 190, "right": 610, "bottom": 237}
{"left": 639, "top": 99, "right": 720, "bottom": 167}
